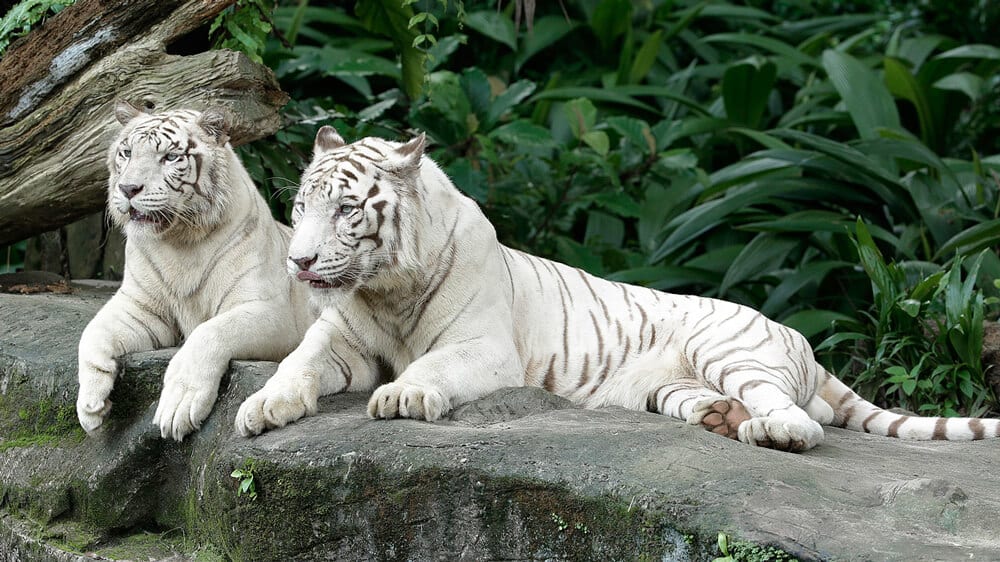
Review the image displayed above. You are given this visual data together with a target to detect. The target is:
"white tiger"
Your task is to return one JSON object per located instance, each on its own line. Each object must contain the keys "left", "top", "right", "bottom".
{"left": 76, "top": 101, "right": 314, "bottom": 441}
{"left": 234, "top": 127, "right": 1000, "bottom": 452}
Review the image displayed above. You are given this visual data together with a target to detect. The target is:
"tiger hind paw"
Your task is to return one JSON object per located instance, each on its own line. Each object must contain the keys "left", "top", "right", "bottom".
{"left": 688, "top": 398, "right": 751, "bottom": 441}
{"left": 738, "top": 415, "right": 824, "bottom": 452}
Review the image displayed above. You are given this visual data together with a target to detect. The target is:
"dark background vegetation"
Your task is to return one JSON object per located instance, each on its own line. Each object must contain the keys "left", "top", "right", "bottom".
{"left": 4, "top": 0, "right": 1000, "bottom": 417}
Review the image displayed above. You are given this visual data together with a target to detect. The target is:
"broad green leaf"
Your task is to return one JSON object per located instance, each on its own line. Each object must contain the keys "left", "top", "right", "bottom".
{"left": 882, "top": 57, "right": 935, "bottom": 145}
{"left": 584, "top": 211, "right": 625, "bottom": 248}
{"left": 531, "top": 87, "right": 660, "bottom": 114}
{"left": 460, "top": 68, "right": 492, "bottom": 121}
{"left": 821, "top": 50, "right": 901, "bottom": 141}
{"left": 815, "top": 331, "right": 869, "bottom": 352}
{"left": 488, "top": 120, "right": 555, "bottom": 147}
{"left": 706, "top": 157, "right": 795, "bottom": 196}
{"left": 718, "top": 233, "right": 798, "bottom": 297}
{"left": 935, "top": 220, "right": 1000, "bottom": 259}
{"left": 780, "top": 309, "right": 857, "bottom": 339}
{"left": 606, "top": 116, "right": 654, "bottom": 154}
{"left": 652, "top": 181, "right": 803, "bottom": 262}
{"left": 555, "top": 236, "right": 604, "bottom": 275}
{"left": 936, "top": 44, "right": 1000, "bottom": 60}
{"left": 581, "top": 131, "right": 610, "bottom": 156}
{"left": 515, "top": 16, "right": 579, "bottom": 71}
{"left": 629, "top": 30, "right": 664, "bottom": 84}
{"left": 726, "top": 127, "right": 793, "bottom": 150}
{"left": 590, "top": 0, "right": 632, "bottom": 51}
{"left": 564, "top": 98, "right": 597, "bottom": 138}
{"left": 703, "top": 33, "right": 816, "bottom": 67}
{"left": 932, "top": 72, "right": 984, "bottom": 101}
{"left": 486, "top": 80, "right": 536, "bottom": 128}
{"left": 698, "top": 4, "right": 779, "bottom": 22}
{"left": 656, "top": 149, "right": 699, "bottom": 170}
{"left": 768, "top": 129, "right": 914, "bottom": 218}
{"left": 608, "top": 266, "right": 718, "bottom": 290}
{"left": 464, "top": 10, "right": 516, "bottom": 50}
{"left": 722, "top": 57, "right": 777, "bottom": 128}
{"left": 779, "top": 14, "right": 880, "bottom": 39}
{"left": 897, "top": 299, "right": 921, "bottom": 317}
{"left": 760, "top": 260, "right": 853, "bottom": 317}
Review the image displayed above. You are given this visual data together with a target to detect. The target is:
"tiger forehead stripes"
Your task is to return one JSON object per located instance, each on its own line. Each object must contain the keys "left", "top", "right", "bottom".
{"left": 106, "top": 103, "right": 232, "bottom": 243}
{"left": 235, "top": 126, "right": 1000, "bottom": 453}
{"left": 287, "top": 127, "right": 419, "bottom": 290}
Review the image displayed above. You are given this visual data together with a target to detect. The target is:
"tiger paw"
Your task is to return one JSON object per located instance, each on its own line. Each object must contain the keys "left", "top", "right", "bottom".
{"left": 234, "top": 378, "right": 318, "bottom": 437}
{"left": 738, "top": 415, "right": 824, "bottom": 452}
{"left": 76, "top": 349, "right": 119, "bottom": 433}
{"left": 367, "top": 382, "right": 449, "bottom": 421}
{"left": 688, "top": 398, "right": 750, "bottom": 440}
{"left": 152, "top": 351, "right": 223, "bottom": 441}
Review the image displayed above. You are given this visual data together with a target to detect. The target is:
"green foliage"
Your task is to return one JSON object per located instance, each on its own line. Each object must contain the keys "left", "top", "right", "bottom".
{"left": 714, "top": 531, "right": 797, "bottom": 562}
{"left": 0, "top": 0, "right": 74, "bottom": 57}
{"left": 209, "top": 0, "right": 274, "bottom": 64}
{"left": 231, "top": 459, "right": 259, "bottom": 501}
{"left": 220, "top": 0, "right": 1000, "bottom": 417}
{"left": 817, "top": 221, "right": 999, "bottom": 417}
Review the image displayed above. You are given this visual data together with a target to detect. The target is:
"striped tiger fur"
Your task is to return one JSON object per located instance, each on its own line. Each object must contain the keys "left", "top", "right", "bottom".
{"left": 76, "top": 100, "right": 314, "bottom": 441}
{"left": 234, "top": 126, "right": 1000, "bottom": 452}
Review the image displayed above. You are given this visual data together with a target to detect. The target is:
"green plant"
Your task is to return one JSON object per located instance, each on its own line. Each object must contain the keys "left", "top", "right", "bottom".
{"left": 818, "top": 220, "right": 1000, "bottom": 416}
{"left": 0, "top": 0, "right": 75, "bottom": 56}
{"left": 209, "top": 0, "right": 274, "bottom": 64}
{"left": 231, "top": 459, "right": 258, "bottom": 501}
{"left": 714, "top": 531, "right": 798, "bottom": 562}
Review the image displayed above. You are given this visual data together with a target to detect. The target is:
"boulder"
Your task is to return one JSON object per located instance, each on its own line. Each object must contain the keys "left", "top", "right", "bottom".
{"left": 1, "top": 287, "right": 999, "bottom": 561}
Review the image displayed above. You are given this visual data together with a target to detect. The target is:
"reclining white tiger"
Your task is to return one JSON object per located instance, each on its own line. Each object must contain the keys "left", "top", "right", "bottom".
{"left": 76, "top": 101, "right": 314, "bottom": 441}
{"left": 234, "top": 126, "right": 1000, "bottom": 452}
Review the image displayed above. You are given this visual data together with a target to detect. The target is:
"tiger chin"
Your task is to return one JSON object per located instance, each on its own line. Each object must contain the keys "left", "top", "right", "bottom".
{"left": 234, "top": 126, "right": 1000, "bottom": 452}
{"left": 76, "top": 100, "right": 315, "bottom": 441}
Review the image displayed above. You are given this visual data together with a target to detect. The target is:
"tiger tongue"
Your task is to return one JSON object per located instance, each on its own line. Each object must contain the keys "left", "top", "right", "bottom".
{"left": 296, "top": 271, "right": 324, "bottom": 282}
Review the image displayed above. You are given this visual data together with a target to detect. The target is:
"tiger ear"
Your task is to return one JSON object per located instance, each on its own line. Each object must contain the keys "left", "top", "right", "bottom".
{"left": 314, "top": 126, "right": 345, "bottom": 155}
{"left": 392, "top": 132, "right": 426, "bottom": 169}
{"left": 198, "top": 106, "right": 231, "bottom": 145}
{"left": 114, "top": 99, "right": 143, "bottom": 125}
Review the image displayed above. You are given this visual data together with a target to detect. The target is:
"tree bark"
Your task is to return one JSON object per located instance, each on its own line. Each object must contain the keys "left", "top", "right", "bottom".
{"left": 0, "top": 0, "right": 289, "bottom": 247}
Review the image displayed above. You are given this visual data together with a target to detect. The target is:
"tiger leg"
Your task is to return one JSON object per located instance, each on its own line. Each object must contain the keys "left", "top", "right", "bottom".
{"left": 648, "top": 382, "right": 750, "bottom": 441}
{"left": 235, "top": 310, "right": 379, "bottom": 437}
{"left": 733, "top": 381, "right": 824, "bottom": 452}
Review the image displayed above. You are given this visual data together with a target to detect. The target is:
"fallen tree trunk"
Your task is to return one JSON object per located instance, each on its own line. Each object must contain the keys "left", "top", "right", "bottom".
{"left": 0, "top": 0, "right": 289, "bottom": 247}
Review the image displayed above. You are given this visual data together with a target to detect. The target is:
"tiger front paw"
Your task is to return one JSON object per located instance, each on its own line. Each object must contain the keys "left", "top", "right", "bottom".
{"left": 76, "top": 348, "right": 119, "bottom": 433}
{"left": 152, "top": 349, "right": 224, "bottom": 441}
{"left": 738, "top": 414, "right": 824, "bottom": 453}
{"left": 235, "top": 376, "right": 319, "bottom": 437}
{"left": 367, "top": 382, "right": 450, "bottom": 421}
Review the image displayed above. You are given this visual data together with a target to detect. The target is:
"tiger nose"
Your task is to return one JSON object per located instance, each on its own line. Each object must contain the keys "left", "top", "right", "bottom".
{"left": 290, "top": 255, "right": 317, "bottom": 271}
{"left": 119, "top": 184, "right": 143, "bottom": 199}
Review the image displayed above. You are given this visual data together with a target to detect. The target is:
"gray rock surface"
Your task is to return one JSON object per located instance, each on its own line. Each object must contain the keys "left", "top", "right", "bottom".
{"left": 2, "top": 287, "right": 1000, "bottom": 561}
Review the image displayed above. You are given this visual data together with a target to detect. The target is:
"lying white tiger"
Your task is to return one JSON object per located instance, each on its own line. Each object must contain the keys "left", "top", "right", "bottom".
{"left": 234, "top": 126, "right": 1000, "bottom": 452}
{"left": 76, "top": 101, "right": 314, "bottom": 441}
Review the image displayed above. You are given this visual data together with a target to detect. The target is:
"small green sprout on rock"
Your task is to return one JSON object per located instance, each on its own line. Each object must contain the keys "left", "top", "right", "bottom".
{"left": 714, "top": 532, "right": 798, "bottom": 562}
{"left": 230, "top": 459, "right": 258, "bottom": 501}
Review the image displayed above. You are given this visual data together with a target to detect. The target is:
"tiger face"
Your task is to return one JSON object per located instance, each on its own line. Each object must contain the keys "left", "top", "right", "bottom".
{"left": 288, "top": 127, "right": 424, "bottom": 291}
{"left": 107, "top": 100, "right": 231, "bottom": 242}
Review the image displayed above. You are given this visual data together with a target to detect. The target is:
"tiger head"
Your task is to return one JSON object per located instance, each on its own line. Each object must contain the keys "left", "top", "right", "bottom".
{"left": 287, "top": 126, "right": 425, "bottom": 292}
{"left": 107, "top": 100, "right": 232, "bottom": 243}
